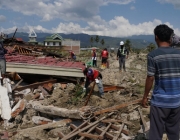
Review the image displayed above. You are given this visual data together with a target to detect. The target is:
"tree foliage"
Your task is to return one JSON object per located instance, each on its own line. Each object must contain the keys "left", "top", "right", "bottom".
{"left": 95, "top": 35, "right": 99, "bottom": 43}
{"left": 100, "top": 39, "right": 105, "bottom": 46}
{"left": 124, "top": 39, "right": 132, "bottom": 52}
{"left": 147, "top": 43, "right": 156, "bottom": 52}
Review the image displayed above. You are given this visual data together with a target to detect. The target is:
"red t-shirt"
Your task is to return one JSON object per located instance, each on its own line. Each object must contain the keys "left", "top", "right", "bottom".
{"left": 86, "top": 69, "right": 99, "bottom": 82}
{"left": 101, "top": 50, "right": 108, "bottom": 58}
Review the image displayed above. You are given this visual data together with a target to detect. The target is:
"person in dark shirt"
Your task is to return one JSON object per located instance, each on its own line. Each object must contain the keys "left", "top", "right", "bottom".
{"left": 117, "top": 41, "right": 129, "bottom": 72}
{"left": 0, "top": 36, "right": 8, "bottom": 83}
{"left": 92, "top": 49, "right": 97, "bottom": 67}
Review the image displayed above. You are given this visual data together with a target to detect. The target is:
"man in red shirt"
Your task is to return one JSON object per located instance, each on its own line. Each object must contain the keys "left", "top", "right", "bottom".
{"left": 83, "top": 68, "right": 104, "bottom": 97}
{"left": 101, "top": 48, "right": 109, "bottom": 68}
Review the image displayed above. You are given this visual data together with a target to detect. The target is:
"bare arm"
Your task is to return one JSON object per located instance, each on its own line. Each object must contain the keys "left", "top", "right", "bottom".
{"left": 142, "top": 75, "right": 154, "bottom": 107}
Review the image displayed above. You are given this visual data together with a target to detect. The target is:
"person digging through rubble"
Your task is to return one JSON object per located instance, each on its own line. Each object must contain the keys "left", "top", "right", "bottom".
{"left": 117, "top": 41, "right": 129, "bottom": 72}
{"left": 0, "top": 35, "right": 8, "bottom": 85}
{"left": 83, "top": 68, "right": 104, "bottom": 98}
{"left": 142, "top": 24, "right": 180, "bottom": 140}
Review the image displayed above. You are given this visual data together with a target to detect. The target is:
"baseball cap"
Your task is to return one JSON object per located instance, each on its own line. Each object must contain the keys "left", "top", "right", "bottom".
{"left": 87, "top": 68, "right": 93, "bottom": 76}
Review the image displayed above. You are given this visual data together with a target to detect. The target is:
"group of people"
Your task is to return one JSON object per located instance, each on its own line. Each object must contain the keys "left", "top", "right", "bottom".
{"left": 91, "top": 43, "right": 129, "bottom": 71}
{"left": 1, "top": 24, "right": 180, "bottom": 139}
{"left": 84, "top": 24, "right": 180, "bottom": 140}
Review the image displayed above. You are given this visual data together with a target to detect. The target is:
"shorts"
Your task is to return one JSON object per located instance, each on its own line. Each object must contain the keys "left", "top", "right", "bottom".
{"left": 102, "top": 57, "right": 107, "bottom": 63}
{"left": 0, "top": 59, "right": 6, "bottom": 74}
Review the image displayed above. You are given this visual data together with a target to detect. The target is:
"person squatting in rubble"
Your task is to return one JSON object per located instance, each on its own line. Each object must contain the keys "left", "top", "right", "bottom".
{"left": 117, "top": 41, "right": 129, "bottom": 72}
{"left": 69, "top": 50, "right": 76, "bottom": 61}
{"left": 92, "top": 49, "right": 97, "bottom": 67}
{"left": 0, "top": 36, "right": 8, "bottom": 85}
{"left": 100, "top": 48, "right": 109, "bottom": 68}
{"left": 142, "top": 24, "right": 180, "bottom": 140}
{"left": 83, "top": 68, "right": 104, "bottom": 98}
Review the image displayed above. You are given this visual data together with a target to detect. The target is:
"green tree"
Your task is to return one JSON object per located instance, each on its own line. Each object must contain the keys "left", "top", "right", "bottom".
{"left": 100, "top": 39, "right": 105, "bottom": 47}
{"left": 124, "top": 39, "right": 132, "bottom": 52}
{"left": 147, "top": 43, "right": 156, "bottom": 52}
{"left": 94, "top": 35, "right": 99, "bottom": 46}
{"left": 90, "top": 36, "right": 94, "bottom": 47}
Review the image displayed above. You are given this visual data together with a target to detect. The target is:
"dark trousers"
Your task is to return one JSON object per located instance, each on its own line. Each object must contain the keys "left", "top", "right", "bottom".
{"left": 119, "top": 57, "right": 125, "bottom": 70}
{"left": 149, "top": 105, "right": 180, "bottom": 140}
{"left": 92, "top": 60, "right": 97, "bottom": 67}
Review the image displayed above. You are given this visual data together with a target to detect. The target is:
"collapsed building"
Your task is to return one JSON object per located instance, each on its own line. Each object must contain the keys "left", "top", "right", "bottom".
{"left": 0, "top": 31, "right": 152, "bottom": 140}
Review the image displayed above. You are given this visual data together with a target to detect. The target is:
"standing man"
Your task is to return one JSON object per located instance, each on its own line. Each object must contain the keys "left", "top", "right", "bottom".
{"left": 100, "top": 48, "right": 109, "bottom": 68}
{"left": 117, "top": 41, "right": 129, "bottom": 72}
{"left": 92, "top": 49, "right": 97, "bottom": 67}
{"left": 142, "top": 24, "right": 180, "bottom": 140}
{"left": 83, "top": 68, "right": 104, "bottom": 98}
{"left": 0, "top": 35, "right": 8, "bottom": 84}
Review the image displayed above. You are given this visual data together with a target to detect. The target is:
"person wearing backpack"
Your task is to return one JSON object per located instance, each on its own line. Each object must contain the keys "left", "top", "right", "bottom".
{"left": 117, "top": 41, "right": 129, "bottom": 72}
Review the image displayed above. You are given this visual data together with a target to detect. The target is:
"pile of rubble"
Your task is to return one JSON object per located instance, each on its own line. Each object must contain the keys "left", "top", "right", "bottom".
{"left": 0, "top": 51, "right": 153, "bottom": 140}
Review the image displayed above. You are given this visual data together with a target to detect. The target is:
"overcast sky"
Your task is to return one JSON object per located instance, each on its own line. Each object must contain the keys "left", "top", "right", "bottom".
{"left": 0, "top": 0, "right": 180, "bottom": 37}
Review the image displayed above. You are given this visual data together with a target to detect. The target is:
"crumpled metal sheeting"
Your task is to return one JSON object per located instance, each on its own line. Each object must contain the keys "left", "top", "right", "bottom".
{"left": 5, "top": 54, "right": 85, "bottom": 69}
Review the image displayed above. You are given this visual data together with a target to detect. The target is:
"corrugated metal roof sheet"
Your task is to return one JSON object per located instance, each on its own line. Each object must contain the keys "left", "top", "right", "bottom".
{"left": 5, "top": 54, "right": 86, "bottom": 71}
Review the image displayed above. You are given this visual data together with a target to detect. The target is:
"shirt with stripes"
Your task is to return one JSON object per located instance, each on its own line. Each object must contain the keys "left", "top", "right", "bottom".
{"left": 147, "top": 47, "right": 180, "bottom": 108}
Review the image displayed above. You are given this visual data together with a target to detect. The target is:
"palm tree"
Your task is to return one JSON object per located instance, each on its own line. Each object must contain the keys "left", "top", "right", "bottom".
{"left": 90, "top": 36, "right": 94, "bottom": 47}
{"left": 100, "top": 39, "right": 105, "bottom": 47}
{"left": 94, "top": 35, "right": 99, "bottom": 46}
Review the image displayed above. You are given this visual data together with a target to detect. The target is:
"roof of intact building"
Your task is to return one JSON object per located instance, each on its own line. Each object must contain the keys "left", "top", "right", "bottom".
{"left": 44, "top": 33, "right": 63, "bottom": 42}
{"left": 5, "top": 54, "right": 85, "bottom": 78}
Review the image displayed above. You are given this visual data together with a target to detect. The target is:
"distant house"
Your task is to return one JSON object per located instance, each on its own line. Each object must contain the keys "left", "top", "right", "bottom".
{"left": 44, "top": 33, "right": 80, "bottom": 54}
{"left": 28, "top": 29, "right": 38, "bottom": 45}
{"left": 44, "top": 33, "right": 62, "bottom": 46}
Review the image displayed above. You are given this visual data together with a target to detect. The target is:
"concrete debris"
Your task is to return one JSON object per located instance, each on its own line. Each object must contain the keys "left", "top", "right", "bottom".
{"left": 0, "top": 85, "right": 11, "bottom": 121}
{"left": 0, "top": 49, "right": 153, "bottom": 140}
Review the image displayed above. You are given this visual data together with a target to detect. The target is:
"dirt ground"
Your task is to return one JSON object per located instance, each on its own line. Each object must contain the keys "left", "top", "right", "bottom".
{"left": 2, "top": 52, "right": 152, "bottom": 140}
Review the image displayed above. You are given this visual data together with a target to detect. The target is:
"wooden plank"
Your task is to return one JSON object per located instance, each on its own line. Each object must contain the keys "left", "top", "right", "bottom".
{"left": 79, "top": 132, "right": 103, "bottom": 139}
{"left": 15, "top": 79, "right": 57, "bottom": 91}
{"left": 99, "top": 123, "right": 111, "bottom": 139}
{"left": 113, "top": 123, "right": 124, "bottom": 140}
{"left": 94, "top": 98, "right": 142, "bottom": 116}
{"left": 84, "top": 81, "right": 96, "bottom": 106}
{"left": 61, "top": 112, "right": 114, "bottom": 140}
{"left": 79, "top": 124, "right": 98, "bottom": 140}
{"left": 67, "top": 120, "right": 88, "bottom": 135}
{"left": 95, "top": 127, "right": 114, "bottom": 139}
{"left": 110, "top": 124, "right": 129, "bottom": 136}
{"left": 12, "top": 79, "right": 23, "bottom": 91}
{"left": 102, "top": 119, "right": 133, "bottom": 126}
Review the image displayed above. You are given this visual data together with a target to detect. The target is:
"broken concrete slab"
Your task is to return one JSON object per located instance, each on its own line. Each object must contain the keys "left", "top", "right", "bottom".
{"left": 0, "top": 86, "right": 11, "bottom": 120}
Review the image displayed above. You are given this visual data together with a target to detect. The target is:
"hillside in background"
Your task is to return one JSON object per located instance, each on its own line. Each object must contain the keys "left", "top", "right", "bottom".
{"left": 7, "top": 32, "right": 155, "bottom": 49}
